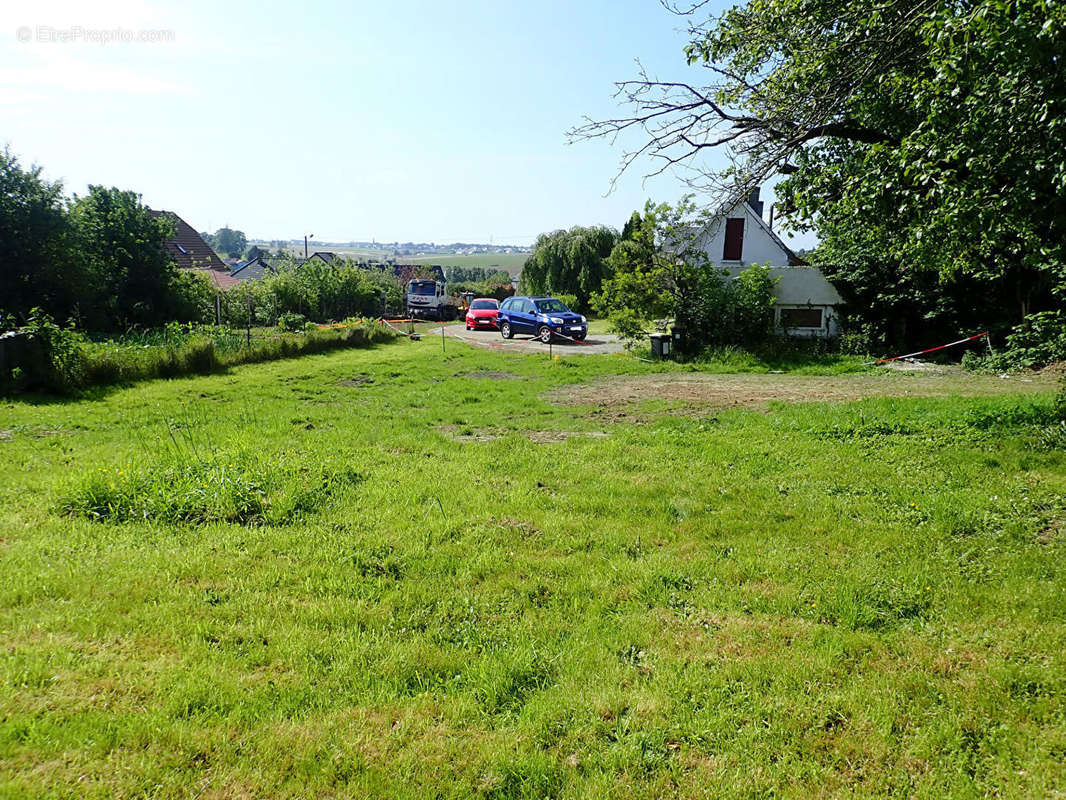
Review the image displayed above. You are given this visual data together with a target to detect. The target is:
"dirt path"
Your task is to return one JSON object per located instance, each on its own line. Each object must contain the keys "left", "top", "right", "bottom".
{"left": 546, "top": 371, "right": 1055, "bottom": 413}
{"left": 425, "top": 325, "right": 626, "bottom": 355}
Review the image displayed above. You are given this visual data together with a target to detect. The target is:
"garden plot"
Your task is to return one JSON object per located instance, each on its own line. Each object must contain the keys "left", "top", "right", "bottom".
{"left": 546, "top": 371, "right": 1056, "bottom": 414}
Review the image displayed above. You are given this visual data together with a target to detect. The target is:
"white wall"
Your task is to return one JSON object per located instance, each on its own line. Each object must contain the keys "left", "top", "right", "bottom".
{"left": 694, "top": 201, "right": 843, "bottom": 338}
{"left": 696, "top": 202, "right": 792, "bottom": 268}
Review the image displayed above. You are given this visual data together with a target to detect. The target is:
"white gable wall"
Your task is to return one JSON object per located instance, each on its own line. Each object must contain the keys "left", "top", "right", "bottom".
{"left": 694, "top": 201, "right": 842, "bottom": 338}
{"left": 696, "top": 201, "right": 792, "bottom": 268}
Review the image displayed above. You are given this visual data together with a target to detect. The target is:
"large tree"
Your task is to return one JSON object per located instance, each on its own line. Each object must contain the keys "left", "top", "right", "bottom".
{"left": 69, "top": 186, "right": 177, "bottom": 328}
{"left": 521, "top": 225, "right": 618, "bottom": 310}
{"left": 210, "top": 227, "right": 247, "bottom": 259}
{"left": 572, "top": 0, "right": 1066, "bottom": 344}
{"left": 0, "top": 148, "right": 81, "bottom": 323}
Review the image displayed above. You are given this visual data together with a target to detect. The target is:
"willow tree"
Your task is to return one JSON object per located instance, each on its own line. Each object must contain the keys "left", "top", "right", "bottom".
{"left": 521, "top": 225, "right": 618, "bottom": 310}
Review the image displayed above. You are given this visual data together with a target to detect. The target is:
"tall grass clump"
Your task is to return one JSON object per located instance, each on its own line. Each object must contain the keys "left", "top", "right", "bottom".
{"left": 3, "top": 316, "right": 398, "bottom": 396}
{"left": 60, "top": 452, "right": 364, "bottom": 526}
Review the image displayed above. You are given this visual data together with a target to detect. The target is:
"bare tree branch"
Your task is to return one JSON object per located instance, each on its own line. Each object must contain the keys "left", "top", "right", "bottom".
{"left": 569, "top": 0, "right": 938, "bottom": 209}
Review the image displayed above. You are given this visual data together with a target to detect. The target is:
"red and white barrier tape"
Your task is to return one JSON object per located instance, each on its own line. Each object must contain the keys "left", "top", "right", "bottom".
{"left": 866, "top": 331, "right": 988, "bottom": 365}
{"left": 543, "top": 328, "right": 594, "bottom": 347}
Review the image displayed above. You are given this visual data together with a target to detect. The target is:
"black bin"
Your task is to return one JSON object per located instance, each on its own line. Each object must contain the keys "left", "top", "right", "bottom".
{"left": 670, "top": 325, "right": 687, "bottom": 356}
{"left": 650, "top": 333, "right": 672, "bottom": 360}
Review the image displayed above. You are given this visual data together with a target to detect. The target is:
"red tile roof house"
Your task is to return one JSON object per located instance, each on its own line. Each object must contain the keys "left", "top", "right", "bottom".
{"left": 149, "top": 210, "right": 239, "bottom": 289}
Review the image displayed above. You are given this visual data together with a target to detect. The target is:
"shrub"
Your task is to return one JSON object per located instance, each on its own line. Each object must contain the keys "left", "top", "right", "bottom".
{"left": 836, "top": 321, "right": 882, "bottom": 356}
{"left": 278, "top": 312, "right": 307, "bottom": 332}
{"left": 729, "top": 265, "right": 777, "bottom": 345}
{"left": 17, "top": 309, "right": 88, "bottom": 392}
{"left": 555, "top": 293, "right": 578, "bottom": 311}
{"left": 167, "top": 270, "right": 216, "bottom": 324}
{"left": 965, "top": 311, "right": 1066, "bottom": 372}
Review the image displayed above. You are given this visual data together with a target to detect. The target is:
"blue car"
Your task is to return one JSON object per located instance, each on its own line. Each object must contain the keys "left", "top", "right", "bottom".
{"left": 497, "top": 296, "right": 588, "bottom": 342}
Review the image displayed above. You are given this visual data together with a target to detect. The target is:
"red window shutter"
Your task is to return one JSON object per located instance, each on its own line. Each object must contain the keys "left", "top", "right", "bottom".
{"left": 723, "top": 218, "right": 745, "bottom": 261}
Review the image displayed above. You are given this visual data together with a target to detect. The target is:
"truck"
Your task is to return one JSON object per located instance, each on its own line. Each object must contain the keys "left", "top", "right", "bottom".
{"left": 405, "top": 278, "right": 459, "bottom": 321}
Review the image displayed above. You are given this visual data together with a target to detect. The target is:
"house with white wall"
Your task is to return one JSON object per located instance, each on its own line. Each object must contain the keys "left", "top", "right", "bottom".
{"left": 694, "top": 190, "right": 842, "bottom": 338}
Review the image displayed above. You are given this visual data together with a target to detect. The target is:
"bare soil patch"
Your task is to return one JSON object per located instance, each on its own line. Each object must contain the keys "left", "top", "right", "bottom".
{"left": 438, "top": 424, "right": 502, "bottom": 442}
{"left": 545, "top": 372, "right": 1056, "bottom": 414}
{"left": 879, "top": 359, "right": 959, "bottom": 374}
{"left": 338, "top": 375, "right": 374, "bottom": 388}
{"left": 438, "top": 425, "right": 611, "bottom": 444}
{"left": 526, "top": 430, "right": 611, "bottom": 444}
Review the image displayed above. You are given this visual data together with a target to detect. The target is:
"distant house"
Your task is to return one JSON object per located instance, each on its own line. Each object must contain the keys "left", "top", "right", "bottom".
{"left": 694, "top": 189, "right": 842, "bottom": 338}
{"left": 304, "top": 251, "right": 340, "bottom": 266}
{"left": 230, "top": 255, "right": 277, "bottom": 282}
{"left": 149, "top": 210, "right": 239, "bottom": 290}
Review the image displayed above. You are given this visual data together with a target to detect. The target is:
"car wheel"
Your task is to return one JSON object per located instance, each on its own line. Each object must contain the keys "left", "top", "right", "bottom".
{"left": 573, "top": 333, "right": 586, "bottom": 341}
{"left": 538, "top": 325, "right": 552, "bottom": 343}
{"left": 500, "top": 321, "right": 513, "bottom": 339}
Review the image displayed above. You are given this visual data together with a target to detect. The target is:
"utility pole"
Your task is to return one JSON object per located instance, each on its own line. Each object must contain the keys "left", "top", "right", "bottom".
{"left": 304, "top": 233, "right": 314, "bottom": 259}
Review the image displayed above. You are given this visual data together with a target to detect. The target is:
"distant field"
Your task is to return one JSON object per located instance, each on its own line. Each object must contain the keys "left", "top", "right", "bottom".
{"left": 264, "top": 246, "right": 528, "bottom": 277}
{"left": 404, "top": 252, "right": 527, "bottom": 276}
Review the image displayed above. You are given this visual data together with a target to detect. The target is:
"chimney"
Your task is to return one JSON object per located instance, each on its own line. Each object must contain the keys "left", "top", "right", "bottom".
{"left": 746, "top": 187, "right": 764, "bottom": 219}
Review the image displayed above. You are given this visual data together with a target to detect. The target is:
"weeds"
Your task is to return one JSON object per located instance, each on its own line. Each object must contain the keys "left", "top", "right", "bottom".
{"left": 60, "top": 454, "right": 364, "bottom": 526}
{"left": 3, "top": 318, "right": 398, "bottom": 395}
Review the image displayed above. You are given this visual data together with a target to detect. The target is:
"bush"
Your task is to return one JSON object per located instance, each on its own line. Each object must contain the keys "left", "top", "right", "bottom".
{"left": 167, "top": 270, "right": 216, "bottom": 324}
{"left": 964, "top": 311, "right": 1066, "bottom": 372}
{"left": 221, "top": 258, "right": 401, "bottom": 326}
{"left": 14, "top": 309, "right": 88, "bottom": 392}
{"left": 836, "top": 321, "right": 882, "bottom": 356}
{"left": 278, "top": 312, "right": 307, "bottom": 332}
{"left": 671, "top": 265, "right": 777, "bottom": 356}
{"left": 555, "top": 293, "right": 578, "bottom": 311}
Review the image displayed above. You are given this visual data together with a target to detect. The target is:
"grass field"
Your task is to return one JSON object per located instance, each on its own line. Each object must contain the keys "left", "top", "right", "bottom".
{"left": 2, "top": 340, "right": 1065, "bottom": 798}
{"left": 271, "top": 247, "right": 529, "bottom": 277}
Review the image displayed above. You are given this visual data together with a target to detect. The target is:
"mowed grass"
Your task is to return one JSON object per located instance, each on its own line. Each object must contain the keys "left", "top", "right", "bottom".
{"left": 1, "top": 340, "right": 1065, "bottom": 798}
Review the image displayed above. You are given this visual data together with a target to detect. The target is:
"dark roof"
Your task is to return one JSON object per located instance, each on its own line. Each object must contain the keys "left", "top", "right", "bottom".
{"left": 230, "top": 256, "right": 277, "bottom": 281}
{"left": 307, "top": 251, "right": 339, "bottom": 264}
{"left": 149, "top": 210, "right": 238, "bottom": 289}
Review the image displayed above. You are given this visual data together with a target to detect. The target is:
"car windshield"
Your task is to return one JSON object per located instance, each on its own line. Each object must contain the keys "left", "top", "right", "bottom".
{"left": 410, "top": 282, "right": 435, "bottom": 295}
{"left": 470, "top": 300, "right": 497, "bottom": 309}
{"left": 534, "top": 299, "right": 569, "bottom": 313}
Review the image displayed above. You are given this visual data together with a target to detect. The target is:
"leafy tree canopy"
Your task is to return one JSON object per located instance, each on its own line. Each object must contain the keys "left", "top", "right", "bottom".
{"left": 209, "top": 227, "right": 247, "bottom": 259}
{"left": 573, "top": 0, "right": 1066, "bottom": 344}
{"left": 0, "top": 147, "right": 78, "bottom": 322}
{"left": 69, "top": 186, "right": 178, "bottom": 328}
{"left": 521, "top": 226, "right": 618, "bottom": 310}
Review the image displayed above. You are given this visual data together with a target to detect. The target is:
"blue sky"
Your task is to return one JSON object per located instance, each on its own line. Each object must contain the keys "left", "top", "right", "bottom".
{"left": 1, "top": 0, "right": 809, "bottom": 247}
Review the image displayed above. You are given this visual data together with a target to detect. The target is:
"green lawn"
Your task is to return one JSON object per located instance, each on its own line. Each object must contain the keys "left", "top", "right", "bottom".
{"left": 2, "top": 340, "right": 1065, "bottom": 798}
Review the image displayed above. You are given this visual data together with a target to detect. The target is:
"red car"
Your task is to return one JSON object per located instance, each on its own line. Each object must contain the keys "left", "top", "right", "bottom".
{"left": 465, "top": 298, "right": 500, "bottom": 330}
